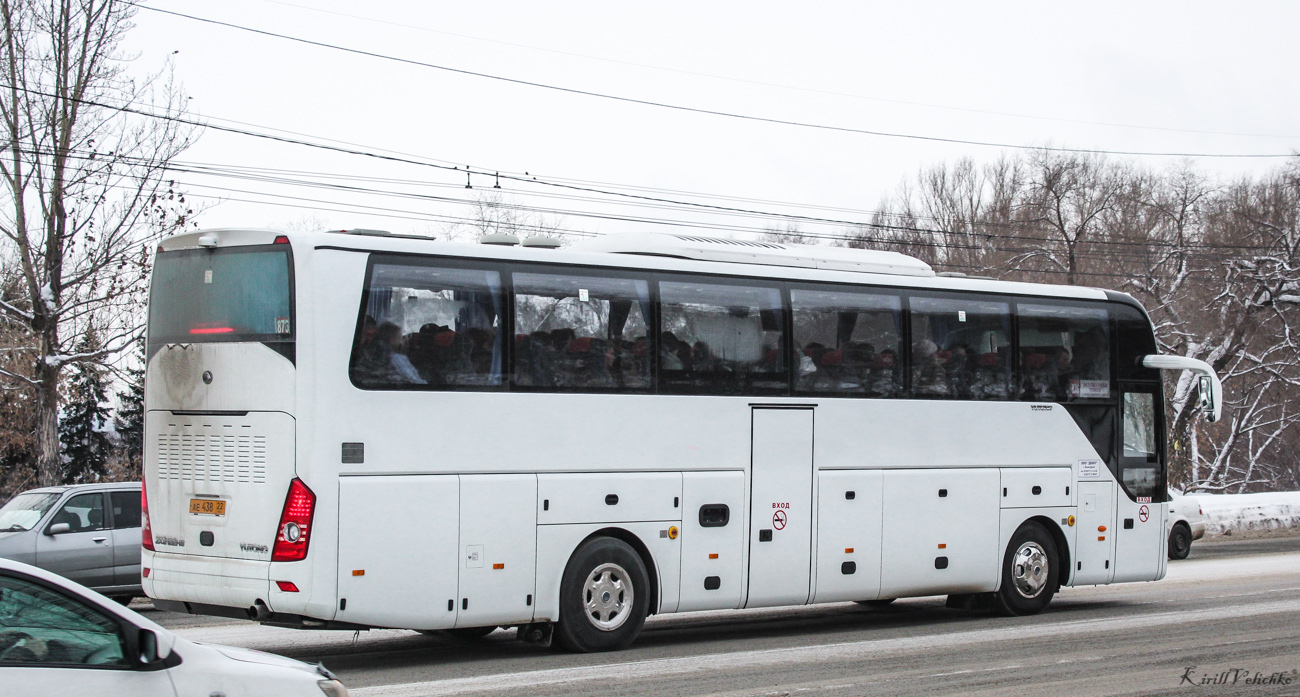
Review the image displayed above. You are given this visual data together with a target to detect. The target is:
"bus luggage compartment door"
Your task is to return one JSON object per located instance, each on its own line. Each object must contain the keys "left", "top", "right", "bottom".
{"left": 745, "top": 407, "right": 814, "bottom": 609}
{"left": 457, "top": 474, "right": 537, "bottom": 628}
{"left": 336, "top": 475, "right": 460, "bottom": 630}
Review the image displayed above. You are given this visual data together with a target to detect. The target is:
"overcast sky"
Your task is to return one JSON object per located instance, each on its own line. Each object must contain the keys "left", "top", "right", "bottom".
{"left": 123, "top": 1, "right": 1300, "bottom": 243}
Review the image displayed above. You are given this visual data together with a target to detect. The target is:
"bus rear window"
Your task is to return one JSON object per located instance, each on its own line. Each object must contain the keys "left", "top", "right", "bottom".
{"left": 149, "top": 246, "right": 293, "bottom": 345}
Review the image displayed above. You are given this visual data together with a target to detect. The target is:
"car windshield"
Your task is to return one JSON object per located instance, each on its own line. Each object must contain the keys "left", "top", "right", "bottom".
{"left": 0, "top": 493, "right": 60, "bottom": 532}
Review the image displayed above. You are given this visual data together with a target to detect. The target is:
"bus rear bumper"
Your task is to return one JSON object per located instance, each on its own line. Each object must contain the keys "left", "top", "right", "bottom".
{"left": 143, "top": 550, "right": 270, "bottom": 612}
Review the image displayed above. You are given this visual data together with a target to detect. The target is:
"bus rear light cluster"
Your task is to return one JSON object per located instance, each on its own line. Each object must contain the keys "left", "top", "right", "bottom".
{"left": 272, "top": 478, "right": 316, "bottom": 562}
{"left": 141, "top": 486, "right": 155, "bottom": 552}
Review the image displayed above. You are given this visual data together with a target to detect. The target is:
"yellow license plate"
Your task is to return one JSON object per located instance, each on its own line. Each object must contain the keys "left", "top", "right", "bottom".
{"left": 189, "top": 499, "right": 227, "bottom": 516}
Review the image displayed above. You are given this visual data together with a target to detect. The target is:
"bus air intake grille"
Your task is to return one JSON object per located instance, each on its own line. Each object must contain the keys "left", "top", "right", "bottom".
{"left": 157, "top": 432, "right": 268, "bottom": 484}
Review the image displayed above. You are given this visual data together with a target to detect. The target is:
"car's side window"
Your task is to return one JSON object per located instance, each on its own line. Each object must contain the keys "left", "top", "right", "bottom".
{"left": 0, "top": 574, "right": 127, "bottom": 666}
{"left": 50, "top": 493, "right": 105, "bottom": 533}
{"left": 109, "top": 492, "right": 141, "bottom": 529}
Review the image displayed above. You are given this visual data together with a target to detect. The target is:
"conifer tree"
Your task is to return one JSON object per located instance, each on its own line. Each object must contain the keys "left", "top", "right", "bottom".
{"left": 59, "top": 334, "right": 112, "bottom": 484}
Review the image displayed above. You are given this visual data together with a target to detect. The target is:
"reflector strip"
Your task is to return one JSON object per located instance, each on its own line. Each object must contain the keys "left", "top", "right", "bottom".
{"left": 276, "top": 581, "right": 299, "bottom": 592}
{"left": 190, "top": 327, "right": 235, "bottom": 334}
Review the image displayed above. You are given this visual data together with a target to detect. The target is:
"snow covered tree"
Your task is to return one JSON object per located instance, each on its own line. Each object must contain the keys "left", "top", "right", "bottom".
{"left": 0, "top": 0, "right": 196, "bottom": 486}
{"left": 112, "top": 339, "right": 144, "bottom": 477}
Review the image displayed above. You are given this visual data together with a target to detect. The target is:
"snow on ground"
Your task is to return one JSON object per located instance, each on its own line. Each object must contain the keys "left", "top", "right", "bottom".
{"left": 1186, "top": 491, "right": 1300, "bottom": 534}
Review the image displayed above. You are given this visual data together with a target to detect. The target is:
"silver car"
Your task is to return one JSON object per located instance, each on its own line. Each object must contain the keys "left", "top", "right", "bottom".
{"left": 0, "top": 483, "right": 143, "bottom": 603}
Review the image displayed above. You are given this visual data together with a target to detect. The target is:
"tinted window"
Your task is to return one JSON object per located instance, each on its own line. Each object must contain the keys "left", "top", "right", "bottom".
{"left": 910, "top": 296, "right": 1011, "bottom": 399}
{"left": 149, "top": 246, "right": 292, "bottom": 345}
{"left": 1019, "top": 304, "right": 1111, "bottom": 402}
{"left": 51, "top": 494, "right": 104, "bottom": 533}
{"left": 109, "top": 492, "right": 141, "bottom": 529}
{"left": 0, "top": 574, "right": 126, "bottom": 666}
{"left": 1113, "top": 302, "right": 1161, "bottom": 382}
{"left": 351, "top": 260, "right": 504, "bottom": 389}
{"left": 791, "top": 287, "right": 902, "bottom": 396}
{"left": 514, "top": 272, "right": 651, "bottom": 390}
{"left": 659, "top": 280, "right": 786, "bottom": 394}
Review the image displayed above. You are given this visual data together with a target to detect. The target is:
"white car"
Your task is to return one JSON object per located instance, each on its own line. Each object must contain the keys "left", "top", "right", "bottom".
{"left": 0, "top": 557, "right": 347, "bottom": 697}
{"left": 1167, "top": 488, "right": 1207, "bottom": 560}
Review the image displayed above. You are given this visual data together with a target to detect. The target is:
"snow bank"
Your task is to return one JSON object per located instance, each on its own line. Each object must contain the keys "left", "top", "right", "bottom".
{"left": 1185, "top": 491, "right": 1300, "bottom": 534}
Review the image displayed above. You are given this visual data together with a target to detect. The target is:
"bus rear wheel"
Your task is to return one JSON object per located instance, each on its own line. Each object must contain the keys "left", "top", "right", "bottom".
{"left": 994, "top": 522, "right": 1059, "bottom": 617}
{"left": 555, "top": 537, "right": 650, "bottom": 653}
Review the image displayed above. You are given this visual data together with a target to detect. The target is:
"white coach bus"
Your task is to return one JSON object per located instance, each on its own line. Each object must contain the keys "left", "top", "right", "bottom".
{"left": 141, "top": 228, "right": 1221, "bottom": 652}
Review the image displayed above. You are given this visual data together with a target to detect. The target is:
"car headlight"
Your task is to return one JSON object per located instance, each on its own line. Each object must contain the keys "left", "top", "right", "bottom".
{"left": 318, "top": 679, "right": 349, "bottom": 697}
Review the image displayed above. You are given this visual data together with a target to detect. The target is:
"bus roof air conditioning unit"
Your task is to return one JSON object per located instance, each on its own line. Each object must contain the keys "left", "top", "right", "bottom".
{"left": 572, "top": 232, "right": 934, "bottom": 277}
{"left": 479, "top": 234, "right": 521, "bottom": 246}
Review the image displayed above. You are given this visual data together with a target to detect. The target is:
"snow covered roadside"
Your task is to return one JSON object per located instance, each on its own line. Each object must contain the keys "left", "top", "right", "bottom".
{"left": 1185, "top": 491, "right": 1300, "bottom": 535}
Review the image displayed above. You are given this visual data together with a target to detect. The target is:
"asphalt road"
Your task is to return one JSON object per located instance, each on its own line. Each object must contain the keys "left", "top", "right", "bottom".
{"left": 142, "top": 533, "right": 1300, "bottom": 697}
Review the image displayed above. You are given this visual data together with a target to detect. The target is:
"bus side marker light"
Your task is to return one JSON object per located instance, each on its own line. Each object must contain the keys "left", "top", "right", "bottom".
{"left": 1098, "top": 525, "right": 1107, "bottom": 532}
{"left": 844, "top": 548, "right": 854, "bottom": 554}
{"left": 493, "top": 563, "right": 505, "bottom": 569}
{"left": 352, "top": 570, "right": 365, "bottom": 576}
{"left": 709, "top": 553, "right": 719, "bottom": 559}
{"left": 1098, "top": 536, "right": 1106, "bottom": 541}
{"left": 937, "top": 544, "right": 947, "bottom": 549}
{"left": 276, "top": 581, "right": 299, "bottom": 592}
{"left": 668, "top": 526, "right": 679, "bottom": 540}
{"left": 1068, "top": 515, "right": 1076, "bottom": 526}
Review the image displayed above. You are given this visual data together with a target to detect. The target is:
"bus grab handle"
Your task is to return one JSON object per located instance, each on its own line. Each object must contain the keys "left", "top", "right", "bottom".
{"left": 1141, "top": 355, "right": 1223, "bottom": 423}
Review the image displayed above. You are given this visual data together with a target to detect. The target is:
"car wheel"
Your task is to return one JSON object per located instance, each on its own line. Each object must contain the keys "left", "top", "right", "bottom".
{"left": 555, "top": 537, "right": 650, "bottom": 653}
{"left": 994, "top": 522, "right": 1059, "bottom": 616}
{"left": 1168, "top": 523, "right": 1193, "bottom": 560}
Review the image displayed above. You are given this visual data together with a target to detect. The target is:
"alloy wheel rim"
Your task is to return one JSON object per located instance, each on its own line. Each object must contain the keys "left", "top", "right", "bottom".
{"left": 584, "top": 562, "right": 633, "bottom": 631}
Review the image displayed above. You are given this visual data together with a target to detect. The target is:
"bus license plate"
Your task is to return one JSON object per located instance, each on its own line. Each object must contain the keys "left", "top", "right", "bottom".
{"left": 189, "top": 499, "right": 227, "bottom": 516}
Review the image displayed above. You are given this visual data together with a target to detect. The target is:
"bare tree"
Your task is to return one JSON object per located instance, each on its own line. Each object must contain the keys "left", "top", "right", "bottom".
{"left": 0, "top": 0, "right": 195, "bottom": 486}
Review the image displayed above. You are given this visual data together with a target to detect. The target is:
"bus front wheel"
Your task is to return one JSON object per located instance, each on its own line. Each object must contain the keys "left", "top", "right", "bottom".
{"left": 994, "top": 522, "right": 1059, "bottom": 616}
{"left": 555, "top": 537, "right": 650, "bottom": 652}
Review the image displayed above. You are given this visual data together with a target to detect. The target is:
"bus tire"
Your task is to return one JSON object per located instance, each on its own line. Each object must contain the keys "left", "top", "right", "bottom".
{"left": 555, "top": 537, "right": 650, "bottom": 653}
{"left": 994, "top": 522, "right": 1058, "bottom": 617}
{"left": 1168, "top": 522, "right": 1193, "bottom": 560}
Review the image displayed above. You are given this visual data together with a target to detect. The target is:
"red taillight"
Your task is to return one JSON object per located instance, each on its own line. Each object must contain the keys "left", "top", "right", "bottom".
{"left": 273, "top": 235, "right": 290, "bottom": 244}
{"left": 190, "top": 327, "right": 235, "bottom": 335}
{"left": 275, "top": 581, "right": 299, "bottom": 592}
{"left": 142, "top": 487, "right": 155, "bottom": 552}
{"left": 272, "top": 478, "right": 316, "bottom": 562}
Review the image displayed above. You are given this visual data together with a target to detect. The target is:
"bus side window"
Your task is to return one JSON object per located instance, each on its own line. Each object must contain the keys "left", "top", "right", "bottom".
{"left": 1121, "top": 390, "right": 1162, "bottom": 500}
{"left": 512, "top": 272, "right": 651, "bottom": 392}
{"left": 351, "top": 260, "right": 504, "bottom": 390}
{"left": 909, "top": 296, "right": 1011, "bottom": 400}
{"left": 790, "top": 287, "right": 902, "bottom": 397}
{"left": 659, "top": 279, "right": 786, "bottom": 396}
{"left": 1018, "top": 303, "right": 1111, "bottom": 403}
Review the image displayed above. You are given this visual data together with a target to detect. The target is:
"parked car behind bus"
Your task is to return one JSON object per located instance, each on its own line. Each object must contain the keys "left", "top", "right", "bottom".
{"left": 0, "top": 483, "right": 142, "bottom": 603}
{"left": 1167, "top": 488, "right": 1207, "bottom": 559}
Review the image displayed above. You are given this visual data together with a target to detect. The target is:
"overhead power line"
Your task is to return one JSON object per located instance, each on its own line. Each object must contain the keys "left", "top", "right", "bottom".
{"left": 131, "top": 3, "right": 1298, "bottom": 160}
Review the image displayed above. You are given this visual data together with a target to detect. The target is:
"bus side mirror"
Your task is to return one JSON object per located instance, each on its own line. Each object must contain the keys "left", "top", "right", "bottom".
{"left": 1197, "top": 375, "right": 1215, "bottom": 414}
{"left": 1141, "top": 354, "right": 1222, "bottom": 423}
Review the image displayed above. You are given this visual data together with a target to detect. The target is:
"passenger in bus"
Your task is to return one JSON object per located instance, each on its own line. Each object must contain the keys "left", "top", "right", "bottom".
{"left": 355, "top": 322, "right": 426, "bottom": 385}
{"left": 1070, "top": 327, "right": 1109, "bottom": 380}
{"left": 659, "top": 331, "right": 686, "bottom": 370}
{"left": 912, "top": 339, "right": 949, "bottom": 396}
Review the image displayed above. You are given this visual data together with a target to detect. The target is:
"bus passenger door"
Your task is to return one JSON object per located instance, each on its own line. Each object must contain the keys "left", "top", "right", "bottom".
{"left": 1113, "top": 387, "right": 1167, "bottom": 582}
{"left": 745, "top": 407, "right": 814, "bottom": 608}
{"left": 1073, "top": 481, "right": 1115, "bottom": 585}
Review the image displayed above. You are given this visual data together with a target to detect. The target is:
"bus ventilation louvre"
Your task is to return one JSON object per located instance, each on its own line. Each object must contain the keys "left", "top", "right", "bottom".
{"left": 272, "top": 479, "right": 316, "bottom": 562}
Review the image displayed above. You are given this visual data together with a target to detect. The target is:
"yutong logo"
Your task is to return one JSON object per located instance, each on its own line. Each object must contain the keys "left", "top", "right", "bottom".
{"left": 154, "top": 536, "right": 185, "bottom": 548}
{"left": 240, "top": 543, "right": 269, "bottom": 555}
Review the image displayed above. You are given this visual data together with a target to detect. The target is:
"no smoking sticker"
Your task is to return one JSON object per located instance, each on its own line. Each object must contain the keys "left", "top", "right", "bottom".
{"left": 772, "top": 510, "right": 787, "bottom": 530}
{"left": 1139, "top": 505, "right": 1150, "bottom": 523}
